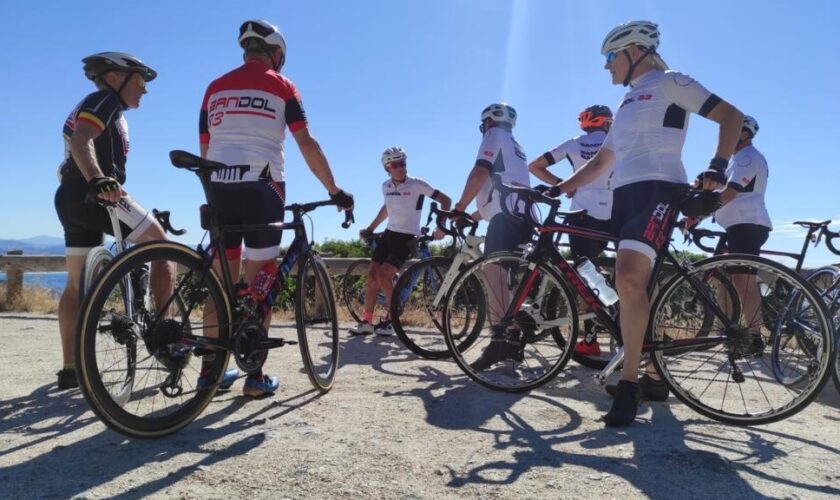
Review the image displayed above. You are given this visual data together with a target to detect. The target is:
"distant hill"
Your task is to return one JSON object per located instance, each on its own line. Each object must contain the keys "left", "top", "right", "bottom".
{"left": 0, "top": 236, "right": 65, "bottom": 256}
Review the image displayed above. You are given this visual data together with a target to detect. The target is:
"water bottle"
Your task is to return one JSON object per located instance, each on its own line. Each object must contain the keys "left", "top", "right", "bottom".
{"left": 251, "top": 261, "right": 278, "bottom": 304}
{"left": 576, "top": 258, "right": 618, "bottom": 306}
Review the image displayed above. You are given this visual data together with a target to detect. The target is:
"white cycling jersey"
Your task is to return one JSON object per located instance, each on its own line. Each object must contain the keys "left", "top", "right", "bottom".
{"left": 603, "top": 70, "right": 721, "bottom": 189}
{"left": 199, "top": 59, "right": 308, "bottom": 183}
{"left": 475, "top": 127, "right": 530, "bottom": 221}
{"left": 545, "top": 130, "right": 611, "bottom": 220}
{"left": 382, "top": 176, "right": 438, "bottom": 236}
{"left": 714, "top": 145, "right": 771, "bottom": 229}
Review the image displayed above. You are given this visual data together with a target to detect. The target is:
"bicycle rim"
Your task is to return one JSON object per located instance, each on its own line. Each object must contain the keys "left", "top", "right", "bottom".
{"left": 297, "top": 254, "right": 339, "bottom": 392}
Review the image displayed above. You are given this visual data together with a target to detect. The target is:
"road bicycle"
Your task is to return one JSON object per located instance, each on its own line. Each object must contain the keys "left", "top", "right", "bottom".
{"left": 389, "top": 203, "right": 486, "bottom": 359}
{"left": 441, "top": 178, "right": 834, "bottom": 426}
{"left": 340, "top": 229, "right": 433, "bottom": 324}
{"left": 75, "top": 150, "right": 353, "bottom": 438}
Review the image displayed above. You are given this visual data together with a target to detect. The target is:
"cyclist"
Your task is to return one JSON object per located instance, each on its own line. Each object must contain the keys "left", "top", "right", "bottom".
{"left": 452, "top": 103, "right": 533, "bottom": 371}
{"left": 54, "top": 52, "right": 174, "bottom": 390}
{"left": 555, "top": 21, "right": 744, "bottom": 426}
{"left": 529, "top": 105, "right": 614, "bottom": 357}
{"left": 199, "top": 19, "right": 354, "bottom": 397}
{"left": 350, "top": 146, "right": 451, "bottom": 336}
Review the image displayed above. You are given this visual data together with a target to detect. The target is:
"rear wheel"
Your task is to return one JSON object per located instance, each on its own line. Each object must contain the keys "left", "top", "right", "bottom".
{"left": 650, "top": 255, "right": 834, "bottom": 426}
{"left": 296, "top": 253, "right": 340, "bottom": 392}
{"left": 804, "top": 267, "right": 840, "bottom": 394}
{"left": 81, "top": 246, "right": 114, "bottom": 300}
{"left": 76, "top": 241, "right": 231, "bottom": 438}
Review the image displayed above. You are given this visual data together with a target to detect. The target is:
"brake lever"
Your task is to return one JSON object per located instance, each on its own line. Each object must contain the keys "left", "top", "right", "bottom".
{"left": 152, "top": 209, "right": 187, "bottom": 236}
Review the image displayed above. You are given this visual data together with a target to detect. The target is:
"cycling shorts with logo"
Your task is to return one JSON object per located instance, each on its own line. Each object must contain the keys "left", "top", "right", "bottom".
{"left": 371, "top": 229, "right": 416, "bottom": 268}
{"left": 611, "top": 181, "right": 685, "bottom": 262}
{"left": 565, "top": 212, "right": 612, "bottom": 261}
{"left": 54, "top": 176, "right": 153, "bottom": 255}
{"left": 484, "top": 213, "right": 533, "bottom": 254}
{"left": 209, "top": 180, "right": 285, "bottom": 261}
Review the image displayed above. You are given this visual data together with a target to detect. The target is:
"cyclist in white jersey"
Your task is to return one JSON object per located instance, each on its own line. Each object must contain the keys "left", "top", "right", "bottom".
{"left": 198, "top": 20, "right": 354, "bottom": 397}
{"left": 556, "top": 21, "right": 744, "bottom": 427}
{"left": 529, "top": 105, "right": 614, "bottom": 357}
{"left": 350, "top": 147, "right": 451, "bottom": 336}
{"left": 453, "top": 103, "right": 534, "bottom": 371}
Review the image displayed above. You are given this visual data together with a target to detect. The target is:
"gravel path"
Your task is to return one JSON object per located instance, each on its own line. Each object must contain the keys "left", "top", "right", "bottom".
{"left": 1, "top": 313, "right": 839, "bottom": 499}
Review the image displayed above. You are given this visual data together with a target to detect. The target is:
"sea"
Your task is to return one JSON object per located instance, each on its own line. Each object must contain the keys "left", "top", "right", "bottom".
{"left": 0, "top": 272, "right": 67, "bottom": 295}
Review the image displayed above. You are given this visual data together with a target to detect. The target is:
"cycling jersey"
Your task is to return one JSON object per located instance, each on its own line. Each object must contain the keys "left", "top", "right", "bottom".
{"left": 58, "top": 90, "right": 129, "bottom": 184}
{"left": 382, "top": 176, "right": 438, "bottom": 236}
{"left": 603, "top": 70, "right": 721, "bottom": 190}
{"left": 544, "top": 130, "right": 611, "bottom": 220}
{"left": 714, "top": 145, "right": 771, "bottom": 229}
{"left": 475, "top": 127, "right": 530, "bottom": 221}
{"left": 199, "top": 59, "right": 307, "bottom": 183}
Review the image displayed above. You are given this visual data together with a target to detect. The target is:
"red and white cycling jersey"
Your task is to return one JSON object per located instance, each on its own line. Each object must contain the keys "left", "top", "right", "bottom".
{"left": 544, "top": 130, "right": 611, "bottom": 220}
{"left": 603, "top": 70, "right": 721, "bottom": 189}
{"left": 199, "top": 59, "right": 307, "bottom": 183}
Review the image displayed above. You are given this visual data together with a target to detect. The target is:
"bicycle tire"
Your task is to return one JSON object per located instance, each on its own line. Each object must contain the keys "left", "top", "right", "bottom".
{"left": 803, "top": 266, "right": 840, "bottom": 395}
{"left": 442, "top": 253, "right": 578, "bottom": 393}
{"left": 340, "top": 258, "right": 371, "bottom": 324}
{"left": 391, "top": 257, "right": 485, "bottom": 359}
{"left": 76, "top": 241, "right": 232, "bottom": 438}
{"left": 296, "top": 253, "right": 340, "bottom": 392}
{"left": 80, "top": 246, "right": 114, "bottom": 300}
{"left": 650, "top": 254, "right": 834, "bottom": 426}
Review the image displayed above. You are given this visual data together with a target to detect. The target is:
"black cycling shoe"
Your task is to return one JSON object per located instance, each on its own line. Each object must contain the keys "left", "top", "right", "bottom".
{"left": 605, "top": 374, "right": 669, "bottom": 402}
{"left": 56, "top": 368, "right": 79, "bottom": 390}
{"left": 603, "top": 380, "right": 640, "bottom": 427}
{"left": 469, "top": 330, "right": 524, "bottom": 372}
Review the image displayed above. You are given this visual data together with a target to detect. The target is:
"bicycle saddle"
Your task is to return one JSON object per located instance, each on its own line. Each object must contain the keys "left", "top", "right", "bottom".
{"left": 169, "top": 150, "right": 229, "bottom": 171}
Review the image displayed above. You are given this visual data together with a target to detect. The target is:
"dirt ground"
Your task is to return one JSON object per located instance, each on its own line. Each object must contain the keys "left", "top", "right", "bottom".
{"left": 1, "top": 312, "right": 839, "bottom": 499}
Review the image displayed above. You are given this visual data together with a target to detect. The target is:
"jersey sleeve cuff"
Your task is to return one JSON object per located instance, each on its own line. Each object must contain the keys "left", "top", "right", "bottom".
{"left": 288, "top": 121, "right": 308, "bottom": 134}
{"left": 726, "top": 181, "right": 745, "bottom": 192}
{"left": 542, "top": 152, "right": 556, "bottom": 165}
{"left": 698, "top": 94, "right": 722, "bottom": 117}
{"left": 475, "top": 159, "right": 493, "bottom": 171}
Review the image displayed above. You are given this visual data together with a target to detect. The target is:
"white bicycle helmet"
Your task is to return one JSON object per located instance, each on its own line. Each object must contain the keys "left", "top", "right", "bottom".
{"left": 601, "top": 20, "right": 668, "bottom": 71}
{"left": 481, "top": 103, "right": 517, "bottom": 128}
{"left": 82, "top": 52, "right": 157, "bottom": 82}
{"left": 742, "top": 115, "right": 759, "bottom": 138}
{"left": 239, "top": 19, "right": 287, "bottom": 53}
{"left": 381, "top": 146, "right": 407, "bottom": 166}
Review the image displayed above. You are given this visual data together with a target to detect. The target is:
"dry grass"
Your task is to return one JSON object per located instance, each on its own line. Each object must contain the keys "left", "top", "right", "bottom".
{"left": 0, "top": 284, "right": 59, "bottom": 313}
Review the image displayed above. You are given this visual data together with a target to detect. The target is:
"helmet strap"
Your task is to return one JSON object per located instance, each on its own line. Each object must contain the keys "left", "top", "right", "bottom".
{"left": 621, "top": 46, "right": 654, "bottom": 87}
{"left": 99, "top": 72, "right": 131, "bottom": 107}
{"left": 264, "top": 46, "right": 284, "bottom": 71}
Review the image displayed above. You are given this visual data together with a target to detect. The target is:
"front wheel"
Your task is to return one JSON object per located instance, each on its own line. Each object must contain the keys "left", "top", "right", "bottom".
{"left": 650, "top": 254, "right": 834, "bottom": 426}
{"left": 803, "top": 266, "right": 840, "bottom": 395}
{"left": 443, "top": 253, "right": 578, "bottom": 392}
{"left": 76, "top": 241, "right": 232, "bottom": 438}
{"left": 296, "top": 253, "right": 340, "bottom": 392}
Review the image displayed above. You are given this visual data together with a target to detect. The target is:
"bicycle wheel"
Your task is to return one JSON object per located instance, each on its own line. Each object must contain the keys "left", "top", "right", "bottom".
{"left": 80, "top": 246, "right": 113, "bottom": 299}
{"left": 391, "top": 257, "right": 485, "bottom": 359}
{"left": 296, "top": 253, "right": 340, "bottom": 392}
{"left": 76, "top": 241, "right": 232, "bottom": 438}
{"left": 443, "top": 253, "right": 578, "bottom": 392}
{"left": 650, "top": 254, "right": 834, "bottom": 426}
{"left": 340, "top": 259, "right": 372, "bottom": 323}
{"left": 803, "top": 266, "right": 840, "bottom": 394}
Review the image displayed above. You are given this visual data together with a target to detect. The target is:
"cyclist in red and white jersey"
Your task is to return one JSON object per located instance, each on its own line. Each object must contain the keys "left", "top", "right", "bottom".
{"left": 529, "top": 105, "right": 614, "bottom": 357}
{"left": 199, "top": 19, "right": 354, "bottom": 397}
{"left": 349, "top": 146, "right": 451, "bottom": 336}
{"left": 53, "top": 52, "right": 173, "bottom": 390}
{"left": 556, "top": 21, "right": 744, "bottom": 426}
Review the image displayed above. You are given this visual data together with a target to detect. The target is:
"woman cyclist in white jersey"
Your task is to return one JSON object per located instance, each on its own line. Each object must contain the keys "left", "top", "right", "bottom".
{"left": 556, "top": 21, "right": 744, "bottom": 427}
{"left": 349, "top": 147, "right": 451, "bottom": 336}
{"left": 529, "top": 105, "right": 614, "bottom": 358}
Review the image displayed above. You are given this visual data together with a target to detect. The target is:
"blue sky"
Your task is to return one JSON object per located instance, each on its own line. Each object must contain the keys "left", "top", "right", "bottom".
{"left": 1, "top": 0, "right": 839, "bottom": 265}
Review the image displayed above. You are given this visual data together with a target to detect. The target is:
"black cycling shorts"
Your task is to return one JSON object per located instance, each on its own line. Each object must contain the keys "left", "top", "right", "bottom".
{"left": 209, "top": 180, "right": 285, "bottom": 261}
{"left": 726, "top": 223, "right": 770, "bottom": 255}
{"left": 611, "top": 181, "right": 686, "bottom": 261}
{"left": 54, "top": 176, "right": 153, "bottom": 253}
{"left": 484, "top": 213, "right": 534, "bottom": 254}
{"left": 565, "top": 212, "right": 612, "bottom": 260}
{"left": 371, "top": 230, "right": 416, "bottom": 268}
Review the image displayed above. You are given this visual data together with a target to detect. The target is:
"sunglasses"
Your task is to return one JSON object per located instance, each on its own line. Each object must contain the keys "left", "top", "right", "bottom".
{"left": 387, "top": 161, "right": 406, "bottom": 169}
{"left": 129, "top": 72, "right": 146, "bottom": 89}
{"left": 605, "top": 51, "right": 620, "bottom": 64}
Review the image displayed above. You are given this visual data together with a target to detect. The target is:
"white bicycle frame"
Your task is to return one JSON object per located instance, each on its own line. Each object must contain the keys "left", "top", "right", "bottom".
{"left": 429, "top": 233, "right": 485, "bottom": 309}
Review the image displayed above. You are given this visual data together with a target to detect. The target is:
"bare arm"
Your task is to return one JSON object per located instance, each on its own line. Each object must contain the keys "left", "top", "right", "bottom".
{"left": 68, "top": 121, "right": 106, "bottom": 182}
{"left": 454, "top": 164, "right": 490, "bottom": 212}
{"left": 432, "top": 191, "right": 452, "bottom": 211}
{"left": 557, "top": 147, "right": 615, "bottom": 195}
{"left": 366, "top": 204, "right": 388, "bottom": 232}
{"left": 293, "top": 127, "right": 339, "bottom": 195}
{"left": 705, "top": 101, "right": 744, "bottom": 162}
{"left": 528, "top": 156, "right": 561, "bottom": 185}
